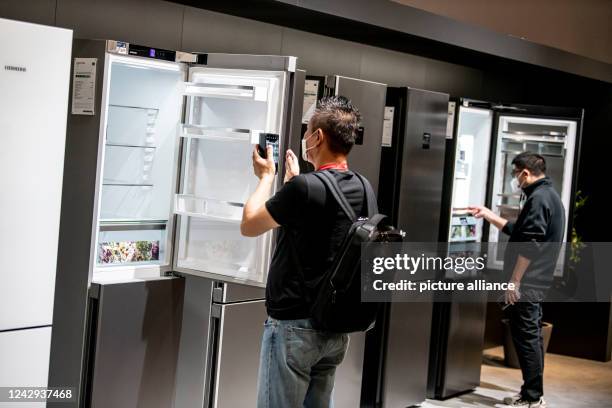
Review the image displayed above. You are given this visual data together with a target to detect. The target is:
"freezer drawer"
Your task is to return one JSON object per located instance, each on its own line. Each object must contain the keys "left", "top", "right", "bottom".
{"left": 0, "top": 327, "right": 52, "bottom": 408}
{"left": 86, "top": 277, "right": 184, "bottom": 408}
{"left": 211, "top": 300, "right": 267, "bottom": 408}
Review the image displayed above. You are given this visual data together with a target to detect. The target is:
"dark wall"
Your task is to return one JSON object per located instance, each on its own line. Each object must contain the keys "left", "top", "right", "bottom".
{"left": 2, "top": 0, "right": 610, "bottom": 359}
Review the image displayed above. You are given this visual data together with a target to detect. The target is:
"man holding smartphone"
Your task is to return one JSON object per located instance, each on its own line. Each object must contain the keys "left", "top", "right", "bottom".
{"left": 469, "top": 152, "right": 565, "bottom": 408}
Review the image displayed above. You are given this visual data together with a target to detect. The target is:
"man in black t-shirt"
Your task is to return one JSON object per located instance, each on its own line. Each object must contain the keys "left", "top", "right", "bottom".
{"left": 241, "top": 96, "right": 366, "bottom": 408}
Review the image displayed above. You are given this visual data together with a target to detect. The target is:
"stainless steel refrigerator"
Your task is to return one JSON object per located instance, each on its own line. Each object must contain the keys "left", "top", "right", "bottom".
{"left": 428, "top": 99, "right": 583, "bottom": 399}
{"left": 48, "top": 39, "right": 302, "bottom": 407}
{"left": 294, "top": 74, "right": 387, "bottom": 408}
{"left": 362, "top": 86, "right": 450, "bottom": 408}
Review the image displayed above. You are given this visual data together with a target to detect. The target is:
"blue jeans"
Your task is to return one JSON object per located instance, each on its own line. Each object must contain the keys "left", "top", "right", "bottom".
{"left": 256, "top": 317, "right": 349, "bottom": 408}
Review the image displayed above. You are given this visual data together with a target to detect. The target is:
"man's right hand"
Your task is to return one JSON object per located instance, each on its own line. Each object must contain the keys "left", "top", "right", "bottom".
{"left": 284, "top": 149, "right": 300, "bottom": 183}
{"left": 468, "top": 205, "right": 508, "bottom": 230}
{"left": 468, "top": 205, "right": 495, "bottom": 222}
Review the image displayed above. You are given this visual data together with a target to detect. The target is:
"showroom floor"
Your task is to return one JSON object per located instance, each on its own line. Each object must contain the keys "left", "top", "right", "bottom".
{"left": 422, "top": 346, "right": 612, "bottom": 408}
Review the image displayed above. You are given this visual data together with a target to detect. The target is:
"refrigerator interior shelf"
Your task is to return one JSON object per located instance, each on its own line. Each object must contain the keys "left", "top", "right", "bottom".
{"left": 496, "top": 204, "right": 520, "bottom": 210}
{"left": 102, "top": 183, "right": 154, "bottom": 187}
{"left": 179, "top": 124, "right": 257, "bottom": 142}
{"left": 450, "top": 237, "right": 478, "bottom": 243}
{"left": 106, "top": 143, "right": 157, "bottom": 149}
{"left": 183, "top": 82, "right": 267, "bottom": 102}
{"left": 178, "top": 258, "right": 254, "bottom": 276}
{"left": 174, "top": 194, "right": 243, "bottom": 223}
{"left": 108, "top": 103, "right": 160, "bottom": 113}
{"left": 99, "top": 220, "right": 167, "bottom": 231}
{"left": 500, "top": 149, "right": 564, "bottom": 158}
{"left": 497, "top": 193, "right": 521, "bottom": 198}
{"left": 502, "top": 134, "right": 565, "bottom": 144}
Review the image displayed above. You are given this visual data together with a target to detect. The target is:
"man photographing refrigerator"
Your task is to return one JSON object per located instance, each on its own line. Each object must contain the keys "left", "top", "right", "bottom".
{"left": 240, "top": 96, "right": 371, "bottom": 407}
{"left": 469, "top": 152, "right": 565, "bottom": 408}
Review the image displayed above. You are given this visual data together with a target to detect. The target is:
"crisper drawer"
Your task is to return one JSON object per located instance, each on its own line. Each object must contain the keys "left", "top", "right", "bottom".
{"left": 175, "top": 216, "right": 267, "bottom": 284}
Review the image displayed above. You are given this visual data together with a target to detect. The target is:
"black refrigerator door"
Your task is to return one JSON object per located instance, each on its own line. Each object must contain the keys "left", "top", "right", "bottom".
{"left": 364, "top": 87, "right": 449, "bottom": 408}
{"left": 332, "top": 75, "right": 387, "bottom": 194}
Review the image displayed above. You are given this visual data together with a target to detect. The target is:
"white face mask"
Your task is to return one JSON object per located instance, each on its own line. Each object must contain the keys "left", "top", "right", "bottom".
{"left": 301, "top": 130, "right": 319, "bottom": 162}
{"left": 510, "top": 177, "right": 522, "bottom": 194}
{"left": 510, "top": 170, "right": 526, "bottom": 194}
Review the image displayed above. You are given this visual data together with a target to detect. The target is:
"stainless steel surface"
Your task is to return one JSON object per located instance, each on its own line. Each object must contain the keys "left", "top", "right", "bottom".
{"left": 383, "top": 299, "right": 434, "bottom": 408}
{"left": 334, "top": 332, "right": 366, "bottom": 408}
{"left": 334, "top": 75, "right": 387, "bottom": 194}
{"left": 437, "top": 299, "right": 487, "bottom": 398}
{"left": 214, "top": 281, "right": 266, "bottom": 303}
{"left": 397, "top": 88, "right": 449, "bottom": 240}
{"left": 213, "top": 300, "right": 267, "bottom": 408}
{"left": 204, "top": 53, "right": 296, "bottom": 72}
{"left": 174, "top": 275, "right": 215, "bottom": 408}
{"left": 88, "top": 277, "right": 184, "bottom": 408}
{"left": 48, "top": 39, "right": 108, "bottom": 407}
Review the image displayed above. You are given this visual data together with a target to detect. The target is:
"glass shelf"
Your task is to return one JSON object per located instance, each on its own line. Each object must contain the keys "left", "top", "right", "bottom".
{"left": 183, "top": 82, "right": 267, "bottom": 102}
{"left": 106, "top": 143, "right": 157, "bottom": 149}
{"left": 179, "top": 124, "right": 256, "bottom": 142}
{"left": 174, "top": 194, "right": 243, "bottom": 223}
{"left": 103, "top": 183, "right": 154, "bottom": 187}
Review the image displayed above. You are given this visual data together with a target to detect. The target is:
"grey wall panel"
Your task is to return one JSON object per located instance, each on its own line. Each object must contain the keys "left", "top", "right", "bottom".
{"left": 173, "top": 276, "right": 214, "bottom": 408}
{"left": 181, "top": 6, "right": 283, "bottom": 55}
{"left": 55, "top": 0, "right": 183, "bottom": 50}
{"left": 359, "top": 45, "right": 427, "bottom": 89}
{"left": 0, "top": 0, "right": 56, "bottom": 25}
{"left": 424, "top": 59, "right": 484, "bottom": 99}
{"left": 281, "top": 28, "right": 362, "bottom": 78}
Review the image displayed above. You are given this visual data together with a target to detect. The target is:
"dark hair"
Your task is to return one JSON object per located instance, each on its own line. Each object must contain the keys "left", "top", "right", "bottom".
{"left": 309, "top": 96, "right": 361, "bottom": 155}
{"left": 512, "top": 151, "right": 546, "bottom": 176}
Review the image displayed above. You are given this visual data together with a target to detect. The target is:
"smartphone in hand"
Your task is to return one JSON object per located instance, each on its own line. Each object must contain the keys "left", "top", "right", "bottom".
{"left": 258, "top": 133, "right": 280, "bottom": 171}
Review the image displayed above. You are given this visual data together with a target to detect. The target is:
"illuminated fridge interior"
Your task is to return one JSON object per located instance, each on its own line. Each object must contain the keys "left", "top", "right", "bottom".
{"left": 96, "top": 56, "right": 184, "bottom": 275}
{"left": 487, "top": 115, "right": 577, "bottom": 273}
{"left": 448, "top": 106, "right": 493, "bottom": 243}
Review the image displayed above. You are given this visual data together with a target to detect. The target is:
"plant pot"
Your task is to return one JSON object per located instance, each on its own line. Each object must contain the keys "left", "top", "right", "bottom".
{"left": 502, "top": 318, "right": 553, "bottom": 369}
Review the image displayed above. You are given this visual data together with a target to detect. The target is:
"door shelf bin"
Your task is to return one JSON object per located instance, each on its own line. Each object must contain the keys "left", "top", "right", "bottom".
{"left": 174, "top": 195, "right": 243, "bottom": 223}
{"left": 179, "top": 124, "right": 257, "bottom": 143}
{"left": 183, "top": 82, "right": 267, "bottom": 102}
{"left": 176, "top": 216, "right": 264, "bottom": 283}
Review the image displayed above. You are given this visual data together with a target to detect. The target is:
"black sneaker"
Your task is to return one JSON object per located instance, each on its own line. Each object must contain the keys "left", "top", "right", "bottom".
{"left": 508, "top": 398, "right": 545, "bottom": 407}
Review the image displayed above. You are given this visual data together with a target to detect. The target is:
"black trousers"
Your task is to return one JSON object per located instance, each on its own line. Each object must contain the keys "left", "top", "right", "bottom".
{"left": 508, "top": 301, "right": 544, "bottom": 401}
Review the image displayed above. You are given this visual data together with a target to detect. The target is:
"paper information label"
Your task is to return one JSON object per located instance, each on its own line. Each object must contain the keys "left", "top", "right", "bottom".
{"left": 71, "top": 58, "right": 97, "bottom": 115}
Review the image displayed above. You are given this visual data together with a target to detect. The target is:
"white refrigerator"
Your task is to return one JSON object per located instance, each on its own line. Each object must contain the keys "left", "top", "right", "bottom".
{"left": 0, "top": 17, "right": 72, "bottom": 405}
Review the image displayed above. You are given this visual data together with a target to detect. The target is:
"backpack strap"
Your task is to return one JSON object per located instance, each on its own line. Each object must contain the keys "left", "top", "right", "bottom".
{"left": 313, "top": 171, "right": 357, "bottom": 221}
{"left": 354, "top": 172, "right": 378, "bottom": 217}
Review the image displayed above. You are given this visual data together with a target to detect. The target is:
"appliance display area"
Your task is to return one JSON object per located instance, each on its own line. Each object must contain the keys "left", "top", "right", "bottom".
{"left": 488, "top": 115, "right": 577, "bottom": 272}
{"left": 96, "top": 56, "right": 184, "bottom": 271}
{"left": 175, "top": 68, "right": 286, "bottom": 285}
{"left": 448, "top": 106, "right": 493, "bottom": 243}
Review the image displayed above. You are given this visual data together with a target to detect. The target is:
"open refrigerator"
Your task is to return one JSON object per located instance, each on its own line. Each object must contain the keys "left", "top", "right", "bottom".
{"left": 428, "top": 98, "right": 582, "bottom": 400}
{"left": 49, "top": 40, "right": 301, "bottom": 407}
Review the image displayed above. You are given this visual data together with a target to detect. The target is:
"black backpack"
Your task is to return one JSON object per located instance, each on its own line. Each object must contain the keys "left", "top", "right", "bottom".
{"left": 302, "top": 170, "right": 403, "bottom": 333}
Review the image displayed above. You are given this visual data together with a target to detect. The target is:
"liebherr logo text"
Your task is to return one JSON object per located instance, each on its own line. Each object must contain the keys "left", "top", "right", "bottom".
{"left": 4, "top": 65, "right": 27, "bottom": 72}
